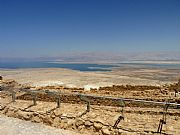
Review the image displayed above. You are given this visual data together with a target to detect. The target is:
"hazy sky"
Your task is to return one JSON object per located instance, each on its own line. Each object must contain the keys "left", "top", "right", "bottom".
{"left": 0, "top": 0, "right": 180, "bottom": 58}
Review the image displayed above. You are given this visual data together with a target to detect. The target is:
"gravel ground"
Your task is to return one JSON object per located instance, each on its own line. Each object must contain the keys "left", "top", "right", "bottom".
{"left": 0, "top": 115, "right": 80, "bottom": 135}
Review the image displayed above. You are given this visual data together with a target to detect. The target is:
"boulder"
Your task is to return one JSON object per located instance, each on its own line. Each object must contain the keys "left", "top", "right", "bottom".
{"left": 52, "top": 117, "right": 60, "bottom": 127}
{"left": 54, "top": 109, "right": 62, "bottom": 116}
{"left": 31, "top": 116, "right": 41, "bottom": 123}
{"left": 17, "top": 110, "right": 32, "bottom": 120}
{"left": 75, "top": 118, "right": 84, "bottom": 127}
{"left": 43, "top": 115, "right": 53, "bottom": 125}
{"left": 67, "top": 119, "right": 76, "bottom": 129}
{"left": 6, "top": 108, "right": 15, "bottom": 117}
{"left": 50, "top": 113, "right": 56, "bottom": 119}
{"left": 93, "top": 122, "right": 103, "bottom": 131}
{"left": 1, "top": 107, "right": 9, "bottom": 114}
{"left": 84, "top": 84, "right": 99, "bottom": 91}
{"left": 78, "top": 125, "right": 85, "bottom": 132}
{"left": 102, "top": 127, "right": 111, "bottom": 135}
{"left": 60, "top": 120, "right": 68, "bottom": 129}
{"left": 94, "top": 117, "right": 105, "bottom": 124}
{"left": 84, "top": 120, "right": 93, "bottom": 126}
{"left": 33, "top": 112, "right": 39, "bottom": 116}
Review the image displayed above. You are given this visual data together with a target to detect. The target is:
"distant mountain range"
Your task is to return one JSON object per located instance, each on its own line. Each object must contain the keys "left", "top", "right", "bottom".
{"left": 1, "top": 52, "right": 180, "bottom": 63}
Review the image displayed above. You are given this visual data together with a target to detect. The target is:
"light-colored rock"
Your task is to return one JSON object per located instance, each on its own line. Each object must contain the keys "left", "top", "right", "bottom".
{"left": 52, "top": 117, "right": 60, "bottom": 127}
{"left": 78, "top": 125, "right": 85, "bottom": 131}
{"left": 94, "top": 117, "right": 105, "bottom": 124}
{"left": 61, "top": 120, "right": 69, "bottom": 130}
{"left": 51, "top": 113, "right": 56, "bottom": 119}
{"left": 31, "top": 116, "right": 41, "bottom": 123}
{"left": 166, "top": 126, "right": 174, "bottom": 131}
{"left": 84, "top": 84, "right": 100, "bottom": 91}
{"left": 93, "top": 122, "right": 103, "bottom": 130}
{"left": 38, "top": 114, "right": 45, "bottom": 119}
{"left": 54, "top": 117, "right": 60, "bottom": 123}
{"left": 6, "top": 108, "right": 15, "bottom": 117}
{"left": 67, "top": 119, "right": 75, "bottom": 129}
{"left": 17, "top": 110, "right": 32, "bottom": 120}
{"left": 33, "top": 112, "right": 39, "bottom": 116}
{"left": 88, "top": 112, "right": 97, "bottom": 119}
{"left": 61, "top": 113, "right": 67, "bottom": 118}
{"left": 43, "top": 115, "right": 53, "bottom": 125}
{"left": 75, "top": 118, "right": 84, "bottom": 127}
{"left": 2, "top": 107, "right": 9, "bottom": 114}
{"left": 84, "top": 120, "right": 93, "bottom": 126}
{"left": 102, "top": 127, "right": 111, "bottom": 135}
{"left": 54, "top": 109, "right": 62, "bottom": 116}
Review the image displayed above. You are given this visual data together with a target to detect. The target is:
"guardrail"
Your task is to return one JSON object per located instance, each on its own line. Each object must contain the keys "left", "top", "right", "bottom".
{"left": 3, "top": 89, "right": 180, "bottom": 134}
{"left": 18, "top": 89, "right": 180, "bottom": 107}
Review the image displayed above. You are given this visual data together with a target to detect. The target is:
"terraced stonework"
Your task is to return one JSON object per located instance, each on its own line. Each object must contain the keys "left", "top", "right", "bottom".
{"left": 0, "top": 98, "right": 180, "bottom": 135}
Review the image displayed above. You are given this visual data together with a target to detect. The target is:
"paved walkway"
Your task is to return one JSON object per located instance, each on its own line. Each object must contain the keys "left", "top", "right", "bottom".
{"left": 0, "top": 115, "right": 80, "bottom": 135}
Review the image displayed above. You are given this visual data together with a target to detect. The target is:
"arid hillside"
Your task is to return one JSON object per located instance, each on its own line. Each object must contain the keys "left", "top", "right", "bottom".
{"left": 0, "top": 77, "right": 180, "bottom": 135}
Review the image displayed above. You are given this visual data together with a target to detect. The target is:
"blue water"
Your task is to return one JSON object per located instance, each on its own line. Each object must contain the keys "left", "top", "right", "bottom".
{"left": 0, "top": 62, "right": 115, "bottom": 71}
{"left": 0, "top": 61, "right": 180, "bottom": 71}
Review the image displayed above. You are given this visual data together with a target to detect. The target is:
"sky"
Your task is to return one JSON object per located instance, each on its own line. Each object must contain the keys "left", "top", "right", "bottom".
{"left": 0, "top": 0, "right": 180, "bottom": 58}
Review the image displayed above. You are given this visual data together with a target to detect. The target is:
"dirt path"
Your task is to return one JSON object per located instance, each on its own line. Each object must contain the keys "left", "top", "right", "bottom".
{"left": 0, "top": 115, "right": 81, "bottom": 135}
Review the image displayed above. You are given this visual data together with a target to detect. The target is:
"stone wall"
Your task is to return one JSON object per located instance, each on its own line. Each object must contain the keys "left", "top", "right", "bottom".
{"left": 0, "top": 100, "right": 180, "bottom": 135}
{"left": 0, "top": 105, "right": 117, "bottom": 135}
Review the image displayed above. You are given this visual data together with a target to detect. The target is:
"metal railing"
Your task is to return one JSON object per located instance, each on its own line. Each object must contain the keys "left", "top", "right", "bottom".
{"left": 18, "top": 89, "right": 180, "bottom": 107}
{"left": 3, "top": 88, "right": 180, "bottom": 134}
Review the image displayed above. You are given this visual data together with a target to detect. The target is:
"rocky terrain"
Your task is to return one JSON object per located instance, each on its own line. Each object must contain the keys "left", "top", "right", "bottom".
{"left": 0, "top": 77, "right": 180, "bottom": 135}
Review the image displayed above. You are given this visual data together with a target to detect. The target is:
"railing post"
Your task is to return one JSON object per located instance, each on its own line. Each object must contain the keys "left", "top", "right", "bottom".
{"left": 56, "top": 96, "right": 60, "bottom": 108}
{"left": 12, "top": 91, "right": 16, "bottom": 102}
{"left": 87, "top": 100, "right": 90, "bottom": 112}
{"left": 157, "top": 103, "right": 169, "bottom": 133}
{"left": 32, "top": 93, "right": 37, "bottom": 106}
{"left": 80, "top": 94, "right": 90, "bottom": 112}
{"left": 113, "top": 99, "right": 125, "bottom": 129}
